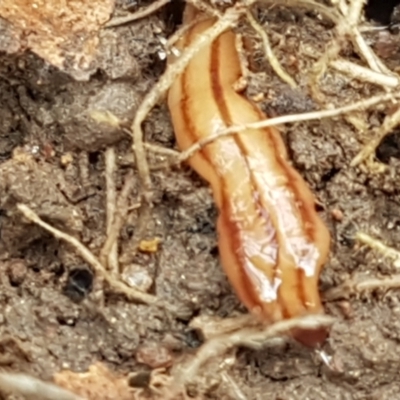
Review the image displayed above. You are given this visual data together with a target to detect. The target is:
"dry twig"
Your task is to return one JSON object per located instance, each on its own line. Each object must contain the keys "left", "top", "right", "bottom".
{"left": 100, "top": 170, "right": 140, "bottom": 266}
{"left": 17, "top": 204, "right": 156, "bottom": 305}
{"left": 246, "top": 9, "right": 297, "bottom": 88}
{"left": 104, "top": 147, "right": 119, "bottom": 275}
{"left": 330, "top": 59, "right": 400, "bottom": 88}
{"left": 90, "top": 110, "right": 180, "bottom": 159}
{"left": 171, "top": 314, "right": 334, "bottom": 392}
{"left": 355, "top": 232, "right": 400, "bottom": 269}
{"left": 324, "top": 232, "right": 400, "bottom": 301}
{"left": 259, "top": 0, "right": 341, "bottom": 100}
{"left": 0, "top": 372, "right": 83, "bottom": 400}
{"left": 190, "top": 314, "right": 259, "bottom": 340}
{"left": 325, "top": 275, "right": 400, "bottom": 301}
{"left": 174, "top": 91, "right": 400, "bottom": 164}
{"left": 351, "top": 106, "right": 400, "bottom": 166}
{"left": 275, "top": 0, "right": 399, "bottom": 97}
{"left": 337, "top": 0, "right": 392, "bottom": 76}
{"left": 221, "top": 372, "right": 248, "bottom": 400}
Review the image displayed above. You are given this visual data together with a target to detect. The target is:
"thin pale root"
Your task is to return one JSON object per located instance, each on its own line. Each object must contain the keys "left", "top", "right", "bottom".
{"left": 17, "top": 204, "right": 157, "bottom": 305}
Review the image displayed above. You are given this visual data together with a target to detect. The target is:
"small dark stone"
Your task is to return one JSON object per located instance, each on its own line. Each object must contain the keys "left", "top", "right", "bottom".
{"left": 63, "top": 267, "right": 93, "bottom": 302}
{"left": 181, "top": 329, "right": 203, "bottom": 349}
{"left": 375, "top": 130, "right": 400, "bottom": 164}
{"left": 365, "top": 0, "right": 400, "bottom": 25}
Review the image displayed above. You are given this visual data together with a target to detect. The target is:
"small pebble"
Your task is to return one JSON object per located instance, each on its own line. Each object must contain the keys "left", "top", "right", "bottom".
{"left": 7, "top": 259, "right": 27, "bottom": 286}
{"left": 135, "top": 341, "right": 173, "bottom": 369}
{"left": 121, "top": 264, "right": 153, "bottom": 292}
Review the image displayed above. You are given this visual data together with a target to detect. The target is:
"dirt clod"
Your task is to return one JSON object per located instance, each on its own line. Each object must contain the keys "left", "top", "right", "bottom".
{"left": 0, "top": 0, "right": 116, "bottom": 80}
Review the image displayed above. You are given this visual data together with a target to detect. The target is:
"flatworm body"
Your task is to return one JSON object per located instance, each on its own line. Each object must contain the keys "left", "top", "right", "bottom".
{"left": 167, "top": 10, "right": 331, "bottom": 347}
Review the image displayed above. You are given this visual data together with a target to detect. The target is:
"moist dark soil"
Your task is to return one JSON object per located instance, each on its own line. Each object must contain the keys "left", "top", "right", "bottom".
{"left": 1, "top": 1, "right": 400, "bottom": 399}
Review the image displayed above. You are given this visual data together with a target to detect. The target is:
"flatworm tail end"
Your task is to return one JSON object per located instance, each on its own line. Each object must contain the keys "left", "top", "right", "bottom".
{"left": 291, "top": 325, "right": 329, "bottom": 349}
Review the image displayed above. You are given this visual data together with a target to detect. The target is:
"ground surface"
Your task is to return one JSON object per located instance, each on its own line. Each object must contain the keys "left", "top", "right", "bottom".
{"left": 1, "top": 1, "right": 400, "bottom": 399}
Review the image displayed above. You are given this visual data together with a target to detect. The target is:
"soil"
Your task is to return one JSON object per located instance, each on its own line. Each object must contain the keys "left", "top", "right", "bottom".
{"left": 1, "top": 1, "right": 400, "bottom": 399}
